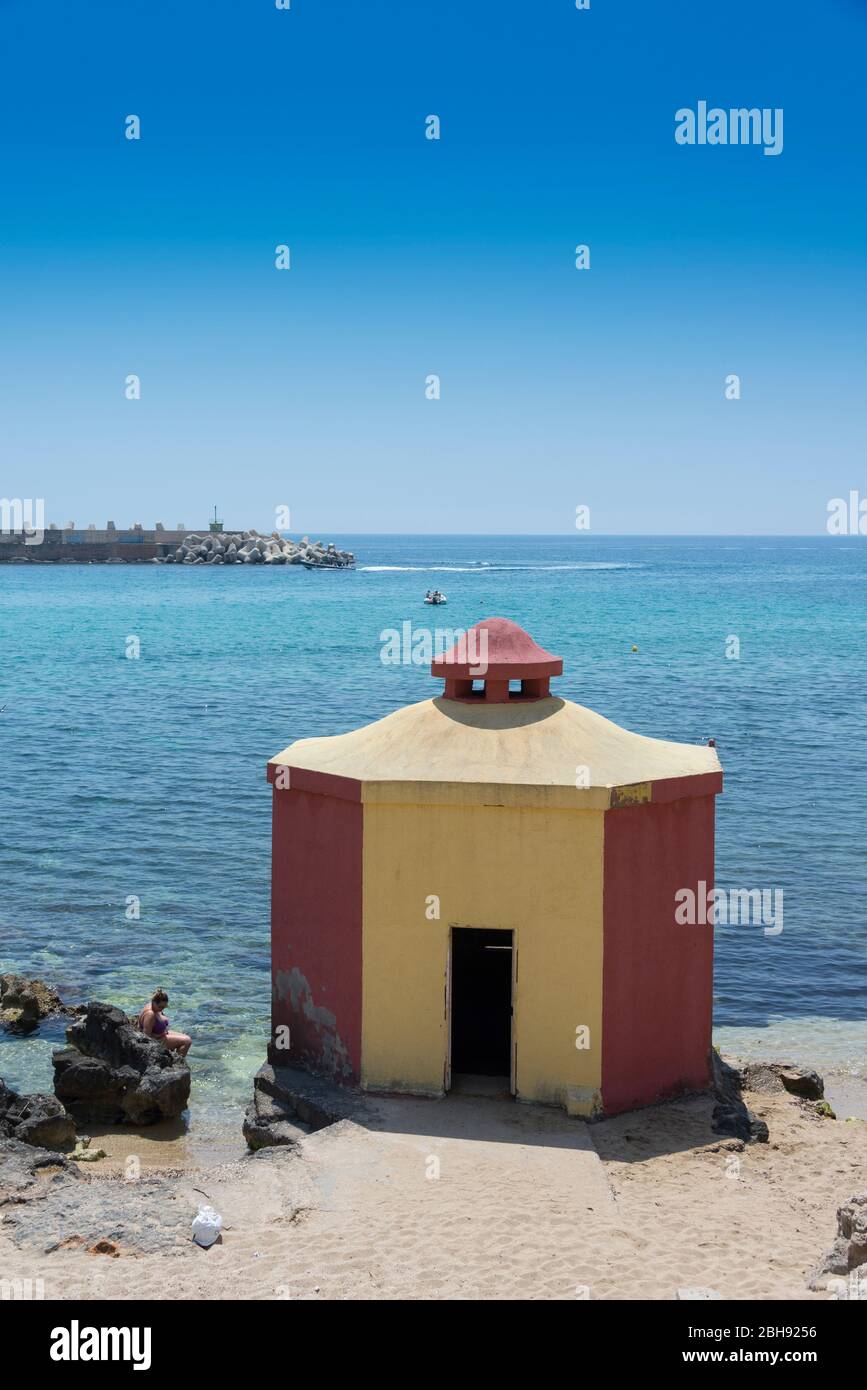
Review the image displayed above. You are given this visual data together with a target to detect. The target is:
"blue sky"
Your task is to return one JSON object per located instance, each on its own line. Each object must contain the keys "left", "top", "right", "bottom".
{"left": 1, "top": 0, "right": 866, "bottom": 534}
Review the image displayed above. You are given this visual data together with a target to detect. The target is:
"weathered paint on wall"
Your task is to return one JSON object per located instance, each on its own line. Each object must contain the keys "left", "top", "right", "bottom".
{"left": 360, "top": 799, "right": 605, "bottom": 1106}
{"left": 600, "top": 793, "right": 715, "bottom": 1114}
{"left": 271, "top": 785, "right": 363, "bottom": 1081}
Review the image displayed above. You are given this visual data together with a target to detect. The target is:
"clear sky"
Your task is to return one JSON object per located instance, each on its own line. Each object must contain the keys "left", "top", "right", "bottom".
{"left": 2, "top": 0, "right": 866, "bottom": 534}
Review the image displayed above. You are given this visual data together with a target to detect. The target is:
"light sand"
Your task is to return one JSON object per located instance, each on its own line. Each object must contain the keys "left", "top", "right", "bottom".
{"left": 3, "top": 1078, "right": 865, "bottom": 1300}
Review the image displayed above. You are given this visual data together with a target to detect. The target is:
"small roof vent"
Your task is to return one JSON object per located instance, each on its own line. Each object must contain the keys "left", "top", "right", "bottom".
{"left": 431, "top": 617, "right": 563, "bottom": 703}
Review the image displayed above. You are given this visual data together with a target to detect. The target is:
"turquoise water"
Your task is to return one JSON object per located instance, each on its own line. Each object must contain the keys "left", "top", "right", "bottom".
{"left": 1, "top": 535, "right": 866, "bottom": 1136}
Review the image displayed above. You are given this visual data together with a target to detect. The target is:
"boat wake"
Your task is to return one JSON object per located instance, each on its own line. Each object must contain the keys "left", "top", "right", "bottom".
{"left": 359, "top": 562, "right": 643, "bottom": 573}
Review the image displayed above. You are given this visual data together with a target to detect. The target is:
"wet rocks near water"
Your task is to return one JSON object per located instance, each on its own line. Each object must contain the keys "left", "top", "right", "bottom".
{"left": 0, "top": 1077, "right": 76, "bottom": 1150}
{"left": 777, "top": 1067, "right": 824, "bottom": 1101}
{"left": 737, "top": 1060, "right": 825, "bottom": 1101}
{"left": 0, "top": 973, "right": 80, "bottom": 1034}
{"left": 709, "top": 1054, "right": 829, "bottom": 1143}
{"left": 709, "top": 1050, "right": 770, "bottom": 1144}
{"left": 808, "top": 1192, "right": 867, "bottom": 1292}
{"left": 53, "top": 1002, "right": 190, "bottom": 1125}
{"left": 158, "top": 530, "right": 355, "bottom": 568}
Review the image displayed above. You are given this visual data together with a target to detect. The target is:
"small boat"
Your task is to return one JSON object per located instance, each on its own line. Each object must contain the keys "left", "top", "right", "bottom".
{"left": 424, "top": 589, "right": 447, "bottom": 605}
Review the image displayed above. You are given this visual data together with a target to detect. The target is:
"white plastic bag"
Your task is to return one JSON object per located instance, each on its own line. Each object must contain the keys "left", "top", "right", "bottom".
{"left": 191, "top": 1204, "right": 223, "bottom": 1248}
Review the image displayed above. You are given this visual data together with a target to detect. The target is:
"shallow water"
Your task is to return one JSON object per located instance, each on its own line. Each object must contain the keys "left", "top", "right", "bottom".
{"left": 1, "top": 534, "right": 865, "bottom": 1138}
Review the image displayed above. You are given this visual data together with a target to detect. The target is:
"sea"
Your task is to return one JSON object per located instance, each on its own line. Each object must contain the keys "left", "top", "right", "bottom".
{"left": 1, "top": 535, "right": 865, "bottom": 1141}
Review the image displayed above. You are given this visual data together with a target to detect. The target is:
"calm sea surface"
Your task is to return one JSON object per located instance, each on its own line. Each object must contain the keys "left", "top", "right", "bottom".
{"left": 1, "top": 535, "right": 865, "bottom": 1137}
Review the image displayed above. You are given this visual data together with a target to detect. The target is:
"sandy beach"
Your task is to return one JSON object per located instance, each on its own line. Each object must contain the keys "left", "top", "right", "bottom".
{"left": 3, "top": 1063, "right": 865, "bottom": 1302}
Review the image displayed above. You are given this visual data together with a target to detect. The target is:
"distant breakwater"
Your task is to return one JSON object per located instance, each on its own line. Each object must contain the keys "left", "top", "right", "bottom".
{"left": 160, "top": 532, "right": 355, "bottom": 567}
{"left": 0, "top": 527, "right": 354, "bottom": 566}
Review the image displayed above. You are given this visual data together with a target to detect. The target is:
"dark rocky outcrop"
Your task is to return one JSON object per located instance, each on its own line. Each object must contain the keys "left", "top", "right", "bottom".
{"left": 0, "top": 973, "right": 80, "bottom": 1033}
{"left": 709, "top": 1050, "right": 770, "bottom": 1143}
{"left": 808, "top": 1192, "right": 867, "bottom": 1291}
{"left": 0, "top": 1078, "right": 76, "bottom": 1150}
{"left": 53, "top": 1002, "right": 190, "bottom": 1125}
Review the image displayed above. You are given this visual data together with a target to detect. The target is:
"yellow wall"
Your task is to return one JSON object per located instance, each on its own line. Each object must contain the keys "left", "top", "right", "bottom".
{"left": 360, "top": 798, "right": 604, "bottom": 1112}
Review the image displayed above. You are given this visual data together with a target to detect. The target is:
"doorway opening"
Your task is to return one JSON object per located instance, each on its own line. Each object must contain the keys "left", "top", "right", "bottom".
{"left": 449, "top": 927, "right": 513, "bottom": 1094}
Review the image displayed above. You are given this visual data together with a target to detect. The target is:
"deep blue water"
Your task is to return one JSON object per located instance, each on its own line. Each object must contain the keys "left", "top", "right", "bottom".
{"left": 1, "top": 535, "right": 866, "bottom": 1132}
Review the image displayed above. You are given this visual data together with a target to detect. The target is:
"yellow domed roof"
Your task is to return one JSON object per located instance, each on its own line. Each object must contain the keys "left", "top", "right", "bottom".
{"left": 269, "top": 696, "right": 722, "bottom": 810}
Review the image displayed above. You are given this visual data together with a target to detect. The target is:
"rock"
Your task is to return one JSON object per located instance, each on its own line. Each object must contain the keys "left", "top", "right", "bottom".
{"left": 808, "top": 1192, "right": 867, "bottom": 1289}
{"left": 737, "top": 1060, "right": 825, "bottom": 1101}
{"left": 0, "top": 1135, "right": 83, "bottom": 1206}
{"left": 711, "top": 1102, "right": 768, "bottom": 1143}
{"left": 0, "top": 973, "right": 69, "bottom": 1033}
{"left": 739, "top": 1062, "right": 785, "bottom": 1095}
{"left": 1, "top": 1164, "right": 189, "bottom": 1255}
{"left": 168, "top": 528, "right": 352, "bottom": 571}
{"left": 0, "top": 1078, "right": 76, "bottom": 1150}
{"left": 242, "top": 1087, "right": 309, "bottom": 1151}
{"left": 815, "top": 1099, "right": 836, "bottom": 1119}
{"left": 709, "top": 1050, "right": 770, "bottom": 1143}
{"left": 52, "top": 1001, "right": 190, "bottom": 1125}
{"left": 778, "top": 1067, "right": 824, "bottom": 1100}
{"left": 71, "top": 1137, "right": 107, "bottom": 1162}
{"left": 709, "top": 1048, "right": 743, "bottom": 1100}
{"left": 54, "top": 1052, "right": 137, "bottom": 1121}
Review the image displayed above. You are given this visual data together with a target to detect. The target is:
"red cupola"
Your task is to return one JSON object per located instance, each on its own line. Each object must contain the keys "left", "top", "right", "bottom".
{"left": 431, "top": 617, "right": 563, "bottom": 703}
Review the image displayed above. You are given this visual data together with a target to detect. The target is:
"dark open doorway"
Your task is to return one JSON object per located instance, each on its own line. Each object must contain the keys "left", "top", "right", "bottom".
{"left": 449, "top": 927, "right": 513, "bottom": 1090}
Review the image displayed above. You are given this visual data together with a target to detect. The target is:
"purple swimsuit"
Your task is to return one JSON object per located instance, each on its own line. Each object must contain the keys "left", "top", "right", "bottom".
{"left": 141, "top": 1007, "right": 169, "bottom": 1036}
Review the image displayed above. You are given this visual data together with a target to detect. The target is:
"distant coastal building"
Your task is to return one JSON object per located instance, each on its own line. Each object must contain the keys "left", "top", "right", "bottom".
{"left": 0, "top": 519, "right": 189, "bottom": 562}
{"left": 267, "top": 618, "right": 723, "bottom": 1117}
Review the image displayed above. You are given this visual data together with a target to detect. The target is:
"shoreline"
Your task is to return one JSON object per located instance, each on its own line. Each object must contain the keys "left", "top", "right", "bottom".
{"left": 3, "top": 1057, "right": 865, "bottom": 1301}
{"left": 11, "top": 1058, "right": 865, "bottom": 1180}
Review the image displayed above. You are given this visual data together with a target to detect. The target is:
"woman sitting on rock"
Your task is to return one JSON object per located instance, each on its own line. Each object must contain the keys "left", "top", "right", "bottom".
{"left": 137, "top": 989, "right": 192, "bottom": 1058}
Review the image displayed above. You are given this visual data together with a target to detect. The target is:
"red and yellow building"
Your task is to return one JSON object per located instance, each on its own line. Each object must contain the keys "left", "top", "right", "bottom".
{"left": 267, "top": 618, "right": 722, "bottom": 1116}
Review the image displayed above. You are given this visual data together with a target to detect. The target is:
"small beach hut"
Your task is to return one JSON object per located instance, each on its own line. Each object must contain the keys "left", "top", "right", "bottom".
{"left": 267, "top": 618, "right": 723, "bottom": 1116}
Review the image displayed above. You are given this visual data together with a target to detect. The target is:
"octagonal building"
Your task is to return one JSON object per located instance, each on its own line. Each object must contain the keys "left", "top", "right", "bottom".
{"left": 267, "top": 618, "right": 723, "bottom": 1117}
